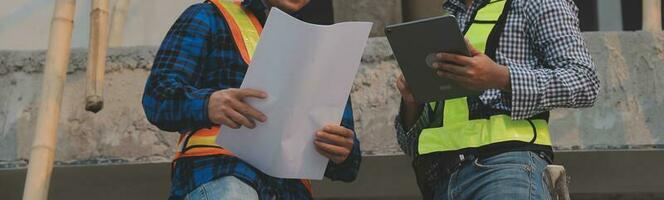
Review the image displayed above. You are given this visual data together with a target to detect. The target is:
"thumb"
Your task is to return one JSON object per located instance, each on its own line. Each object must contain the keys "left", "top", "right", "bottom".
{"left": 464, "top": 38, "right": 481, "bottom": 56}
{"left": 397, "top": 75, "right": 410, "bottom": 93}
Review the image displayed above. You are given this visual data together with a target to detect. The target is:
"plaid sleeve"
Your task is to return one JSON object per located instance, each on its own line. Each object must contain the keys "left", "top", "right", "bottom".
{"left": 394, "top": 101, "right": 430, "bottom": 157}
{"left": 142, "top": 4, "right": 217, "bottom": 132}
{"left": 324, "top": 98, "right": 362, "bottom": 182}
{"left": 507, "top": 0, "right": 600, "bottom": 119}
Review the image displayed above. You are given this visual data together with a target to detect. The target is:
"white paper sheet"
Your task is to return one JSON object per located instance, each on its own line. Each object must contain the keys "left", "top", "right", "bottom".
{"left": 216, "top": 8, "right": 372, "bottom": 179}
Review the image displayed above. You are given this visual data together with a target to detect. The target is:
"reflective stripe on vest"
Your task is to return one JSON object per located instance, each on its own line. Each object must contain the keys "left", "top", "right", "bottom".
{"left": 175, "top": 126, "right": 234, "bottom": 158}
{"left": 417, "top": 0, "right": 552, "bottom": 155}
{"left": 210, "top": 0, "right": 262, "bottom": 64}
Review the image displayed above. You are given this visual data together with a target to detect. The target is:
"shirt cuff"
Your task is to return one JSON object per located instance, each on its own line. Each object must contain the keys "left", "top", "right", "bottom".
{"left": 507, "top": 65, "right": 544, "bottom": 120}
{"left": 394, "top": 102, "right": 429, "bottom": 157}
{"left": 187, "top": 91, "right": 215, "bottom": 133}
{"left": 324, "top": 135, "right": 361, "bottom": 182}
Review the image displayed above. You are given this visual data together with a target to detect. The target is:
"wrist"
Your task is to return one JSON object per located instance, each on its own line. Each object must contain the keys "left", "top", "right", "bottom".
{"left": 400, "top": 101, "right": 423, "bottom": 129}
{"left": 204, "top": 92, "right": 215, "bottom": 124}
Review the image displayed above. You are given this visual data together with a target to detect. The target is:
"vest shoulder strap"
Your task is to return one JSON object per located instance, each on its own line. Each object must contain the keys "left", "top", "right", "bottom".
{"left": 483, "top": 0, "right": 512, "bottom": 60}
{"left": 464, "top": 0, "right": 512, "bottom": 59}
{"left": 210, "top": 0, "right": 263, "bottom": 64}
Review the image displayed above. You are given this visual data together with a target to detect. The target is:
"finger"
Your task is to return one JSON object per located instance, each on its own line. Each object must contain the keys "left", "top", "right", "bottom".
{"left": 314, "top": 142, "right": 345, "bottom": 163}
{"left": 437, "top": 70, "right": 478, "bottom": 90}
{"left": 323, "top": 125, "right": 354, "bottom": 138}
{"left": 236, "top": 88, "right": 268, "bottom": 99}
{"left": 398, "top": 74, "right": 408, "bottom": 87}
{"left": 314, "top": 140, "right": 349, "bottom": 157}
{"left": 436, "top": 52, "right": 473, "bottom": 66}
{"left": 397, "top": 77, "right": 417, "bottom": 103}
{"left": 219, "top": 113, "right": 240, "bottom": 129}
{"left": 396, "top": 76, "right": 408, "bottom": 92}
{"left": 316, "top": 131, "right": 352, "bottom": 148}
{"left": 225, "top": 108, "right": 256, "bottom": 129}
{"left": 230, "top": 100, "right": 267, "bottom": 122}
{"left": 437, "top": 70, "right": 472, "bottom": 86}
{"left": 397, "top": 74, "right": 409, "bottom": 90}
{"left": 435, "top": 62, "right": 469, "bottom": 77}
{"left": 314, "top": 144, "right": 334, "bottom": 158}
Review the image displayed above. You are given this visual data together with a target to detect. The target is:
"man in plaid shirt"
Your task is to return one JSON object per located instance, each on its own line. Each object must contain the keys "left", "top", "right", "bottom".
{"left": 142, "top": 0, "right": 360, "bottom": 199}
{"left": 395, "top": 0, "right": 599, "bottom": 199}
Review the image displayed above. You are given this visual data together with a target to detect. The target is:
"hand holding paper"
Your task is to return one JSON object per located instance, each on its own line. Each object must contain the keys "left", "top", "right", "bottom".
{"left": 216, "top": 8, "right": 372, "bottom": 179}
{"left": 314, "top": 124, "right": 355, "bottom": 164}
{"left": 207, "top": 88, "right": 268, "bottom": 129}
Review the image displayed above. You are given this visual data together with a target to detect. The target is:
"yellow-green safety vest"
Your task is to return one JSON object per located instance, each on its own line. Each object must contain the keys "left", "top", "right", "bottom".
{"left": 417, "top": 0, "right": 553, "bottom": 155}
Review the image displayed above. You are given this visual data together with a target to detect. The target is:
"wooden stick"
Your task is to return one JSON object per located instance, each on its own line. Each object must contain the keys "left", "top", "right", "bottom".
{"left": 643, "top": 0, "right": 662, "bottom": 32}
{"left": 22, "top": 0, "right": 76, "bottom": 199}
{"left": 85, "top": 0, "right": 110, "bottom": 113}
{"left": 108, "top": 0, "right": 131, "bottom": 47}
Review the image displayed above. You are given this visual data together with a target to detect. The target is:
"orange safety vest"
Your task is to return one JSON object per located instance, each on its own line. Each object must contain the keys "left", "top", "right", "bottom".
{"left": 173, "top": 0, "right": 313, "bottom": 193}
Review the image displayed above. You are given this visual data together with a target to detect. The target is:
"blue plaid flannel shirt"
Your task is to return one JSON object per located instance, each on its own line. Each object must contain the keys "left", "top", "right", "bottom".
{"left": 141, "top": 1, "right": 361, "bottom": 199}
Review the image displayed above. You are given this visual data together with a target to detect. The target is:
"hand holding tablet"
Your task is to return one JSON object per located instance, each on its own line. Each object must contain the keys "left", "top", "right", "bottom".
{"left": 385, "top": 15, "right": 481, "bottom": 103}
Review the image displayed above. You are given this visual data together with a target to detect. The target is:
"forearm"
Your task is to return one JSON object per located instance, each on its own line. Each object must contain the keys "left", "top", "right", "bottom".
{"left": 400, "top": 101, "right": 424, "bottom": 130}
{"left": 508, "top": 63, "right": 599, "bottom": 118}
{"left": 395, "top": 101, "right": 430, "bottom": 157}
{"left": 142, "top": 83, "right": 215, "bottom": 132}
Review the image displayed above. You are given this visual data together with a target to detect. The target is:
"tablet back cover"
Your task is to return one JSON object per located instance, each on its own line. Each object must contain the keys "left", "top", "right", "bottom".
{"left": 385, "top": 15, "right": 481, "bottom": 103}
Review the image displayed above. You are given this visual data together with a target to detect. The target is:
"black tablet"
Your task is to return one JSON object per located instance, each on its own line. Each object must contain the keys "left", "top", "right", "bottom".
{"left": 385, "top": 15, "right": 481, "bottom": 103}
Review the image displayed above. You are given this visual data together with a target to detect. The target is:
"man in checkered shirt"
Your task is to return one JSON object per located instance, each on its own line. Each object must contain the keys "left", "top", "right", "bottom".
{"left": 395, "top": 0, "right": 599, "bottom": 199}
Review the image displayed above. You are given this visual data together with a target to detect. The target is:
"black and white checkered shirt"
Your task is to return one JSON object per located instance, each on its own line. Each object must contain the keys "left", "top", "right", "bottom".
{"left": 395, "top": 0, "right": 600, "bottom": 157}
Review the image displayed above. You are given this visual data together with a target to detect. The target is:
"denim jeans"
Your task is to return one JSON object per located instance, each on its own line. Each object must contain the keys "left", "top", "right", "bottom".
{"left": 433, "top": 151, "right": 551, "bottom": 200}
{"left": 184, "top": 176, "right": 258, "bottom": 200}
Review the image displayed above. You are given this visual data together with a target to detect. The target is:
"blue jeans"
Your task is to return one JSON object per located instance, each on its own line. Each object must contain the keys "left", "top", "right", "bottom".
{"left": 433, "top": 151, "right": 551, "bottom": 200}
{"left": 184, "top": 176, "right": 258, "bottom": 200}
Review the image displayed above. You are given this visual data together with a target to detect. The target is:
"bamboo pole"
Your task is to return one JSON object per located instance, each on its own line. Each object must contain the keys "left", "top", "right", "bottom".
{"left": 108, "top": 0, "right": 131, "bottom": 47}
{"left": 85, "top": 0, "right": 110, "bottom": 113}
{"left": 22, "top": 0, "right": 76, "bottom": 199}
{"left": 643, "top": 0, "right": 662, "bottom": 32}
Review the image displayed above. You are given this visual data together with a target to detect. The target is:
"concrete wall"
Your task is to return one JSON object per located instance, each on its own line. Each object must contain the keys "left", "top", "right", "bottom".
{"left": 332, "top": 0, "right": 402, "bottom": 37}
{"left": 0, "top": 48, "right": 177, "bottom": 168}
{"left": 597, "top": 0, "right": 624, "bottom": 31}
{"left": 402, "top": 0, "right": 445, "bottom": 21}
{"left": 2, "top": 31, "right": 664, "bottom": 169}
{"left": 0, "top": 0, "right": 199, "bottom": 50}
